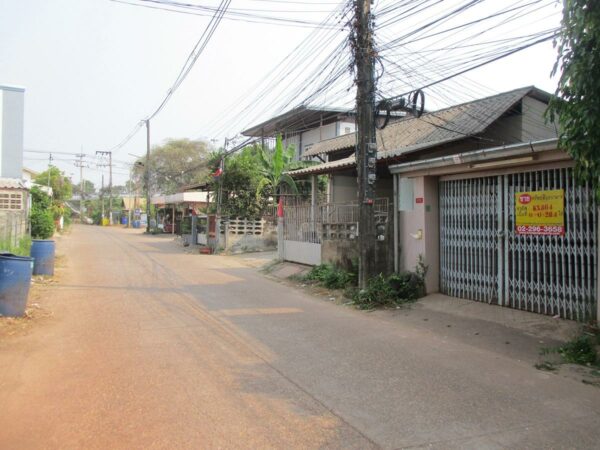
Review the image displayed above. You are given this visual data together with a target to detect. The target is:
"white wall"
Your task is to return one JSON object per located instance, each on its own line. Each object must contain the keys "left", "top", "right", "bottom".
{"left": 398, "top": 176, "right": 439, "bottom": 293}
{"left": 339, "top": 121, "right": 356, "bottom": 135}
{"left": 300, "top": 122, "right": 338, "bottom": 156}
{"left": 0, "top": 86, "right": 25, "bottom": 179}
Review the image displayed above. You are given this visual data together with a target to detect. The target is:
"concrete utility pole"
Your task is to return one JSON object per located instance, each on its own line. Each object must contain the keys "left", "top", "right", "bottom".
{"left": 47, "top": 153, "right": 53, "bottom": 187}
{"left": 96, "top": 150, "right": 113, "bottom": 224}
{"left": 108, "top": 151, "right": 113, "bottom": 224}
{"left": 145, "top": 119, "right": 151, "bottom": 233}
{"left": 354, "top": 0, "right": 377, "bottom": 289}
{"left": 101, "top": 174, "right": 105, "bottom": 220}
{"left": 214, "top": 138, "right": 228, "bottom": 252}
{"left": 75, "top": 154, "right": 85, "bottom": 224}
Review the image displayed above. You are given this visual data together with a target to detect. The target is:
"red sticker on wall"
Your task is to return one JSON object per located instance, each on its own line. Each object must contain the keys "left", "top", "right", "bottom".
{"left": 415, "top": 197, "right": 424, "bottom": 204}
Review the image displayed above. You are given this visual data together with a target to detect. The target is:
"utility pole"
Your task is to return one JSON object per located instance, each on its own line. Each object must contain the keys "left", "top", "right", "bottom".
{"left": 96, "top": 150, "right": 113, "bottom": 225}
{"left": 47, "top": 153, "right": 53, "bottom": 187}
{"left": 75, "top": 154, "right": 85, "bottom": 224}
{"left": 145, "top": 119, "right": 151, "bottom": 233}
{"left": 101, "top": 173, "right": 105, "bottom": 221}
{"left": 214, "top": 138, "right": 228, "bottom": 252}
{"left": 108, "top": 151, "right": 113, "bottom": 225}
{"left": 354, "top": 0, "right": 377, "bottom": 289}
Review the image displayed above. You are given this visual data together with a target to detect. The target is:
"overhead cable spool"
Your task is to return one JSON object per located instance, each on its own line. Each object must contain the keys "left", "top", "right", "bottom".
{"left": 410, "top": 89, "right": 425, "bottom": 118}
{"left": 374, "top": 89, "right": 426, "bottom": 129}
{"left": 374, "top": 99, "right": 391, "bottom": 130}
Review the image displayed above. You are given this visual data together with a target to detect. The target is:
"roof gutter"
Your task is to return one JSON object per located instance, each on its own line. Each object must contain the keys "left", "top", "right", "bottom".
{"left": 388, "top": 138, "right": 560, "bottom": 174}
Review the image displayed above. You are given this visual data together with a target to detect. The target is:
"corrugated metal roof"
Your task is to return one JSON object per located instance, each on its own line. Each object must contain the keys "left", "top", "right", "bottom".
{"left": 0, "top": 178, "right": 28, "bottom": 190}
{"left": 242, "top": 106, "right": 353, "bottom": 137}
{"left": 302, "top": 86, "right": 538, "bottom": 158}
{"left": 288, "top": 156, "right": 356, "bottom": 176}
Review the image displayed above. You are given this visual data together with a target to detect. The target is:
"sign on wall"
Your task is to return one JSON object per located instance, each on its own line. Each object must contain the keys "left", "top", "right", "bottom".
{"left": 515, "top": 189, "right": 565, "bottom": 235}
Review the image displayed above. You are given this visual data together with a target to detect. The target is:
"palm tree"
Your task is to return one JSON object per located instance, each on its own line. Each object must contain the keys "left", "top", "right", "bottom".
{"left": 256, "top": 135, "right": 299, "bottom": 204}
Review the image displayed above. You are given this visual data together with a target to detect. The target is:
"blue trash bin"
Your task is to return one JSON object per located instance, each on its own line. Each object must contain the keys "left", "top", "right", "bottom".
{"left": 0, "top": 253, "right": 34, "bottom": 317}
{"left": 121, "top": 216, "right": 128, "bottom": 225}
{"left": 31, "top": 239, "right": 55, "bottom": 276}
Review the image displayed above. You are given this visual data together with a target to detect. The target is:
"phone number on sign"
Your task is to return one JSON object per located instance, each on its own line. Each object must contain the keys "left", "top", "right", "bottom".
{"left": 516, "top": 225, "right": 564, "bottom": 235}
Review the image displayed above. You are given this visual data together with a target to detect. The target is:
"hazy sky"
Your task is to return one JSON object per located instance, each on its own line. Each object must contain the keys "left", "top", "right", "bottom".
{"left": 0, "top": 0, "right": 562, "bottom": 187}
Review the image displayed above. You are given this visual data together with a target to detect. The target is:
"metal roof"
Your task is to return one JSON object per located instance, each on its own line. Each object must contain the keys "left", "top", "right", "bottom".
{"left": 242, "top": 106, "right": 353, "bottom": 137}
{"left": 0, "top": 178, "right": 29, "bottom": 189}
{"left": 302, "top": 86, "right": 549, "bottom": 158}
{"left": 288, "top": 156, "right": 356, "bottom": 176}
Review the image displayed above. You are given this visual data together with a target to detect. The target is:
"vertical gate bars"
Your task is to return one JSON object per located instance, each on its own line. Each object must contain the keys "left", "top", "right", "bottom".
{"left": 504, "top": 167, "right": 596, "bottom": 321}
{"left": 441, "top": 168, "right": 596, "bottom": 321}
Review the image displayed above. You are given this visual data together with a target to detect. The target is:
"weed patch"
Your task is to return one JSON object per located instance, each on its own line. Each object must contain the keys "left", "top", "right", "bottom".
{"left": 303, "top": 264, "right": 356, "bottom": 290}
{"left": 351, "top": 258, "right": 427, "bottom": 310}
{"left": 536, "top": 333, "right": 599, "bottom": 378}
{"left": 0, "top": 235, "right": 32, "bottom": 257}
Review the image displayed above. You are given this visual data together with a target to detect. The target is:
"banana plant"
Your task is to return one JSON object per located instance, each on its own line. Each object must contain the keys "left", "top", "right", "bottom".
{"left": 256, "top": 135, "right": 298, "bottom": 204}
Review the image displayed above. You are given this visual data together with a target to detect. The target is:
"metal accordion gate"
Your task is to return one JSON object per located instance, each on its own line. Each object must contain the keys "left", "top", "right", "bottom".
{"left": 440, "top": 167, "right": 597, "bottom": 321}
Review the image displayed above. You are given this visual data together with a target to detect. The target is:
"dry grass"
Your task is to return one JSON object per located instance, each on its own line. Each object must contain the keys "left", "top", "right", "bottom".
{"left": 0, "top": 253, "right": 66, "bottom": 339}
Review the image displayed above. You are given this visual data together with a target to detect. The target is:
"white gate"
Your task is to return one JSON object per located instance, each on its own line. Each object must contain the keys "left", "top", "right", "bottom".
{"left": 440, "top": 167, "right": 597, "bottom": 321}
{"left": 282, "top": 203, "right": 322, "bottom": 266}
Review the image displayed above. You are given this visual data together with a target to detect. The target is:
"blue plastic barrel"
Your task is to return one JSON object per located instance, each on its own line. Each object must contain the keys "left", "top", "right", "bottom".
{"left": 31, "top": 239, "right": 55, "bottom": 276}
{"left": 0, "top": 253, "right": 34, "bottom": 317}
{"left": 121, "top": 216, "right": 128, "bottom": 225}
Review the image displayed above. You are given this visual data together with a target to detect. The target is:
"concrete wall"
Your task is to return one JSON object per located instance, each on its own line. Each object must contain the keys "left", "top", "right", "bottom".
{"left": 322, "top": 239, "right": 358, "bottom": 271}
{"left": 284, "top": 121, "right": 350, "bottom": 159}
{"left": 283, "top": 241, "right": 322, "bottom": 266}
{"left": 398, "top": 176, "right": 439, "bottom": 293}
{"left": 0, "top": 86, "right": 25, "bottom": 179}
{"left": 330, "top": 175, "right": 358, "bottom": 203}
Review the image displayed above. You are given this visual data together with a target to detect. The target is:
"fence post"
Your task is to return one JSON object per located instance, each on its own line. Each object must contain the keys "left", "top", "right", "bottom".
{"left": 277, "top": 198, "right": 284, "bottom": 261}
{"left": 277, "top": 217, "right": 284, "bottom": 261}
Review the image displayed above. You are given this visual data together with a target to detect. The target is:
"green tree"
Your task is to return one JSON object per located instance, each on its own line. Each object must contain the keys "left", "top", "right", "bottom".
{"left": 547, "top": 0, "right": 600, "bottom": 192}
{"left": 33, "top": 166, "right": 73, "bottom": 222}
{"left": 34, "top": 166, "right": 73, "bottom": 202}
{"left": 256, "top": 135, "right": 299, "bottom": 204}
{"left": 30, "top": 186, "right": 55, "bottom": 239}
{"left": 73, "top": 179, "right": 95, "bottom": 196}
{"left": 132, "top": 138, "right": 210, "bottom": 195}
{"left": 209, "top": 145, "right": 269, "bottom": 218}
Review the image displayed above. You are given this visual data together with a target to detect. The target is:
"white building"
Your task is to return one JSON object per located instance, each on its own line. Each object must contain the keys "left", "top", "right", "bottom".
{"left": 0, "top": 85, "right": 25, "bottom": 179}
{"left": 242, "top": 106, "right": 357, "bottom": 160}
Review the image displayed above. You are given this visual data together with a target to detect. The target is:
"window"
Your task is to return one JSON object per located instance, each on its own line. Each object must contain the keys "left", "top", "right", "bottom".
{"left": 0, "top": 191, "right": 23, "bottom": 210}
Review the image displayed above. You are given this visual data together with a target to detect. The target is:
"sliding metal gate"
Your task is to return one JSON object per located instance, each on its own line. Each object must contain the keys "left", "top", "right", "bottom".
{"left": 440, "top": 167, "right": 597, "bottom": 321}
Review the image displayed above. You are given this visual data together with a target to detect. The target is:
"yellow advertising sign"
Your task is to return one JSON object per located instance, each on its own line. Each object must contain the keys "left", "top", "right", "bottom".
{"left": 515, "top": 189, "right": 565, "bottom": 236}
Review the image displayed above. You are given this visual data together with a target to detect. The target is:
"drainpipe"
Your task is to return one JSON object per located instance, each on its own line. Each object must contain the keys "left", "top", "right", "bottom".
{"left": 311, "top": 175, "right": 318, "bottom": 236}
{"left": 393, "top": 174, "right": 399, "bottom": 273}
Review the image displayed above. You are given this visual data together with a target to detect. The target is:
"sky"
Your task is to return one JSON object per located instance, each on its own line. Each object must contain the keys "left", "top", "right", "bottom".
{"left": 0, "top": 0, "right": 563, "bottom": 188}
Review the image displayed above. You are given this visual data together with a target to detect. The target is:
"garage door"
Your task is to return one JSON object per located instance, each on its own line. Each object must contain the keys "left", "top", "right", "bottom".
{"left": 440, "top": 167, "right": 597, "bottom": 321}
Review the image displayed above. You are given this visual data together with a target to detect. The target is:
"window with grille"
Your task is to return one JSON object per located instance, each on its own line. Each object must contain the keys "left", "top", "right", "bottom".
{"left": 0, "top": 191, "right": 24, "bottom": 210}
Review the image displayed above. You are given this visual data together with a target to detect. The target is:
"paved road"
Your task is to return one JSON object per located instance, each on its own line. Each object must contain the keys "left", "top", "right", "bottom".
{"left": 0, "top": 225, "right": 599, "bottom": 449}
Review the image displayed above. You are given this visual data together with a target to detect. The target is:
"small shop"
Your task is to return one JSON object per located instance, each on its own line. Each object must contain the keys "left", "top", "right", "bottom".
{"left": 151, "top": 192, "right": 208, "bottom": 239}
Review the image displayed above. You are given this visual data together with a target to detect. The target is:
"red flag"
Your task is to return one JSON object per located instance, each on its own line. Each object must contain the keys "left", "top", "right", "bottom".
{"left": 277, "top": 197, "right": 284, "bottom": 218}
